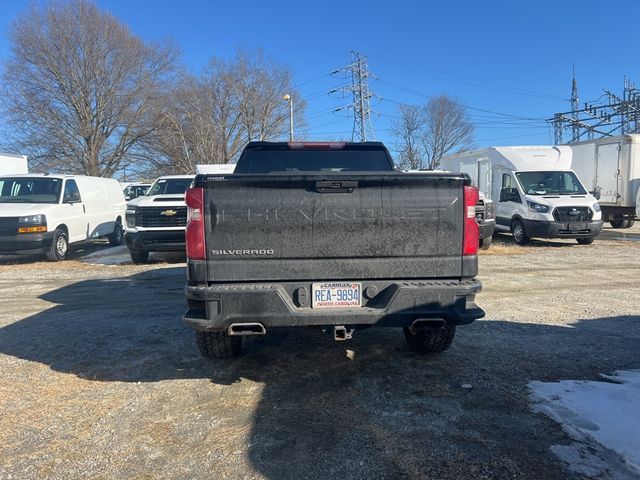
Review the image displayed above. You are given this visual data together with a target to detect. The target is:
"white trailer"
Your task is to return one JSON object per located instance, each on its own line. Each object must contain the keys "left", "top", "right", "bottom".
{"left": 568, "top": 134, "right": 640, "bottom": 228}
{"left": 442, "top": 146, "right": 602, "bottom": 245}
{"left": 0, "top": 153, "right": 28, "bottom": 175}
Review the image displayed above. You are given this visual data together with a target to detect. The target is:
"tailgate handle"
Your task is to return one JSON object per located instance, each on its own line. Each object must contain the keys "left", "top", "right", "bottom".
{"left": 314, "top": 180, "right": 358, "bottom": 193}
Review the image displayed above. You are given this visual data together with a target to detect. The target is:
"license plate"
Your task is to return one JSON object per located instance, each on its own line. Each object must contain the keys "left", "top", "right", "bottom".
{"left": 569, "top": 222, "right": 585, "bottom": 230}
{"left": 312, "top": 282, "right": 362, "bottom": 308}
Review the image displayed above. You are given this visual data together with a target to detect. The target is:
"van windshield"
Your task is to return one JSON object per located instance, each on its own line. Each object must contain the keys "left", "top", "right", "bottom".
{"left": 0, "top": 177, "right": 63, "bottom": 203}
{"left": 147, "top": 178, "right": 193, "bottom": 196}
{"left": 515, "top": 171, "right": 586, "bottom": 196}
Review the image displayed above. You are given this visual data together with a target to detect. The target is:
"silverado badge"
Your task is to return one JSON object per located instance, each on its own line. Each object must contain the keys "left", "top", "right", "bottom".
{"left": 160, "top": 209, "right": 178, "bottom": 217}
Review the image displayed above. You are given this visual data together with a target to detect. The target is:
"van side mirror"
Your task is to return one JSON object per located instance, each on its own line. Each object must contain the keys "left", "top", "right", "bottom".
{"left": 591, "top": 188, "right": 601, "bottom": 200}
{"left": 500, "top": 188, "right": 521, "bottom": 203}
{"left": 64, "top": 192, "right": 81, "bottom": 204}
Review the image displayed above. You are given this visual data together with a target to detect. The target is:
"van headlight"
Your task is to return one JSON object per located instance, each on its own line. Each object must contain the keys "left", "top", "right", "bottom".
{"left": 527, "top": 201, "right": 549, "bottom": 213}
{"left": 19, "top": 214, "right": 46, "bottom": 225}
{"left": 593, "top": 203, "right": 601, "bottom": 212}
{"left": 125, "top": 208, "right": 136, "bottom": 228}
{"left": 18, "top": 214, "right": 47, "bottom": 234}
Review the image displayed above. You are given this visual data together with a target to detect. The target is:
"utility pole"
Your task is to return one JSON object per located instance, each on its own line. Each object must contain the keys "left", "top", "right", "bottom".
{"left": 283, "top": 94, "right": 293, "bottom": 141}
{"left": 330, "top": 51, "right": 379, "bottom": 142}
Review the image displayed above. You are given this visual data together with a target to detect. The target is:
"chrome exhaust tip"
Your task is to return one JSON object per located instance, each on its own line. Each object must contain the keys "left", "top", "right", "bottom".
{"left": 227, "top": 322, "right": 267, "bottom": 336}
{"left": 409, "top": 319, "right": 446, "bottom": 334}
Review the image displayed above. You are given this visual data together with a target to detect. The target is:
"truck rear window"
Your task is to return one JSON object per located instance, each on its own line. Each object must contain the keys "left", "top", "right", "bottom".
{"left": 235, "top": 149, "right": 394, "bottom": 174}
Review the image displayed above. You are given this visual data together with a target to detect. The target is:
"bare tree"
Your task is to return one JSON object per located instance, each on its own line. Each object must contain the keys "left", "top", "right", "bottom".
{"left": 145, "top": 49, "right": 305, "bottom": 173}
{"left": 391, "top": 104, "right": 424, "bottom": 170}
{"left": 421, "top": 95, "right": 475, "bottom": 170}
{"left": 0, "top": 0, "right": 178, "bottom": 176}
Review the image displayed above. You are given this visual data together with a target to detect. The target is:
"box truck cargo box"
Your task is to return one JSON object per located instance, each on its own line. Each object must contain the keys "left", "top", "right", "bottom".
{"left": 569, "top": 134, "right": 640, "bottom": 228}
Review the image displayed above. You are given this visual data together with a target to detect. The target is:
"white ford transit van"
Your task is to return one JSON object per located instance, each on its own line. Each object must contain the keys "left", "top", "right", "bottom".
{"left": 443, "top": 146, "right": 603, "bottom": 245}
{"left": 0, "top": 174, "right": 126, "bottom": 260}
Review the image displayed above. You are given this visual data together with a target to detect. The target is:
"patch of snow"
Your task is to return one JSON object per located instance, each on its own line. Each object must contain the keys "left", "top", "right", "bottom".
{"left": 530, "top": 370, "right": 640, "bottom": 479}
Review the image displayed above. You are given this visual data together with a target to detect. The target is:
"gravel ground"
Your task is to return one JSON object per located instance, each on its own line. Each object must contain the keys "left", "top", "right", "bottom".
{"left": 0, "top": 233, "right": 639, "bottom": 480}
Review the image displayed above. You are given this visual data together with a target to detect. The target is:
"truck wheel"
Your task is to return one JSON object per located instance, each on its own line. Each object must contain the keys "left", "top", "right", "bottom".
{"left": 46, "top": 229, "right": 69, "bottom": 261}
{"left": 130, "top": 249, "right": 149, "bottom": 264}
{"left": 610, "top": 219, "right": 628, "bottom": 228}
{"left": 576, "top": 238, "right": 594, "bottom": 245}
{"left": 624, "top": 219, "right": 635, "bottom": 228}
{"left": 511, "top": 219, "right": 529, "bottom": 245}
{"left": 108, "top": 221, "right": 124, "bottom": 246}
{"left": 196, "top": 331, "right": 242, "bottom": 359}
{"left": 403, "top": 324, "right": 456, "bottom": 354}
{"left": 479, "top": 235, "right": 492, "bottom": 250}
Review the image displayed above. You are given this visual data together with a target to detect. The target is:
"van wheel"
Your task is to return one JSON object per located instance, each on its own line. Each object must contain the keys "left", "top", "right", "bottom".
{"left": 624, "top": 219, "right": 635, "bottom": 228}
{"left": 108, "top": 221, "right": 124, "bottom": 246}
{"left": 511, "top": 219, "right": 529, "bottom": 245}
{"left": 196, "top": 331, "right": 242, "bottom": 359}
{"left": 610, "top": 219, "right": 628, "bottom": 228}
{"left": 480, "top": 235, "right": 492, "bottom": 250}
{"left": 577, "top": 238, "right": 594, "bottom": 245}
{"left": 403, "top": 324, "right": 456, "bottom": 354}
{"left": 130, "top": 249, "right": 149, "bottom": 264}
{"left": 46, "top": 229, "right": 69, "bottom": 261}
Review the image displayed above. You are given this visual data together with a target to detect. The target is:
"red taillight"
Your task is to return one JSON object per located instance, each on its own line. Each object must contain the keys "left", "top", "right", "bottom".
{"left": 463, "top": 185, "right": 479, "bottom": 256}
{"left": 185, "top": 187, "right": 206, "bottom": 260}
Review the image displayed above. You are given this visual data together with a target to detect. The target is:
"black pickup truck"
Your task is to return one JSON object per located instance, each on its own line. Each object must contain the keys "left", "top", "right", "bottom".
{"left": 183, "top": 141, "right": 484, "bottom": 358}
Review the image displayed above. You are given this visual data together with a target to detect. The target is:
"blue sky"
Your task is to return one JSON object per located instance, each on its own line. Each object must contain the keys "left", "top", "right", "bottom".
{"left": 1, "top": 0, "right": 639, "bottom": 149}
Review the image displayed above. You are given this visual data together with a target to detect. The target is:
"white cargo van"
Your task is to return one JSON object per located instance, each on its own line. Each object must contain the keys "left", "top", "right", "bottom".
{"left": 569, "top": 134, "right": 640, "bottom": 228}
{"left": 442, "top": 146, "right": 603, "bottom": 245}
{"left": 0, "top": 153, "right": 28, "bottom": 175}
{"left": 0, "top": 174, "right": 126, "bottom": 260}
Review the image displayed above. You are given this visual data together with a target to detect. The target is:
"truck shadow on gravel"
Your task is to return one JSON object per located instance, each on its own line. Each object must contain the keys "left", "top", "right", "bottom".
{"left": 0, "top": 270, "right": 639, "bottom": 479}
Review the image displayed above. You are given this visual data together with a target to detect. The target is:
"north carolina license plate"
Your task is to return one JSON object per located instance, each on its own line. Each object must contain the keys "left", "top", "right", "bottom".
{"left": 312, "top": 282, "right": 362, "bottom": 308}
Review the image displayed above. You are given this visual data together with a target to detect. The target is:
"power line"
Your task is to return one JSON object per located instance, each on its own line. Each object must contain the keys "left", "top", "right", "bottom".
{"left": 330, "top": 51, "right": 380, "bottom": 142}
{"left": 371, "top": 55, "right": 565, "bottom": 101}
{"left": 378, "top": 79, "right": 547, "bottom": 121}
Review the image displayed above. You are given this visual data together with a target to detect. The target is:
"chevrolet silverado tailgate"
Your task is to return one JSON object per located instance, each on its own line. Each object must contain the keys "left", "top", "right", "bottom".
{"left": 202, "top": 173, "right": 465, "bottom": 282}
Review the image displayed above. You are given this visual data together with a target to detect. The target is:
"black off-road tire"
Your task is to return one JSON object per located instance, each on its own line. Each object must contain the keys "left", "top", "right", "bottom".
{"left": 480, "top": 235, "right": 493, "bottom": 250}
{"left": 511, "top": 219, "right": 529, "bottom": 245}
{"left": 403, "top": 324, "right": 456, "bottom": 354}
{"left": 130, "top": 249, "right": 149, "bottom": 264}
{"left": 196, "top": 331, "right": 242, "bottom": 359}
{"left": 610, "top": 219, "right": 628, "bottom": 228}
{"left": 46, "top": 228, "right": 69, "bottom": 261}
{"left": 576, "top": 237, "right": 595, "bottom": 245}
{"left": 108, "top": 221, "right": 124, "bottom": 246}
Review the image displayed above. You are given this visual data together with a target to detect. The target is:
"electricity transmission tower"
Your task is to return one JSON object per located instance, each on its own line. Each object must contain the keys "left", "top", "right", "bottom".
{"left": 330, "top": 51, "right": 379, "bottom": 142}
{"left": 551, "top": 74, "right": 640, "bottom": 144}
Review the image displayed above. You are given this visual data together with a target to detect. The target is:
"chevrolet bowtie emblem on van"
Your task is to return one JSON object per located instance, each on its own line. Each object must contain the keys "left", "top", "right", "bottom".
{"left": 160, "top": 209, "right": 177, "bottom": 217}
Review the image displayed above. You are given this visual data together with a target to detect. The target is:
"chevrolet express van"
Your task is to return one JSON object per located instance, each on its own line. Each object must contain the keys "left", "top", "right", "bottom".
{"left": 0, "top": 174, "right": 126, "bottom": 260}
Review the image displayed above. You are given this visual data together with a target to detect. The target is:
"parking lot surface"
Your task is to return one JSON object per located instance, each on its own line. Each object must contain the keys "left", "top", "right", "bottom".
{"left": 0, "top": 234, "right": 639, "bottom": 479}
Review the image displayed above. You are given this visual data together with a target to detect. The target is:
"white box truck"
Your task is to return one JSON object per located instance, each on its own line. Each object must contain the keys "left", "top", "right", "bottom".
{"left": 442, "top": 146, "right": 603, "bottom": 245}
{"left": 0, "top": 153, "right": 28, "bottom": 175}
{"left": 568, "top": 134, "right": 640, "bottom": 228}
{"left": 0, "top": 174, "right": 126, "bottom": 260}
